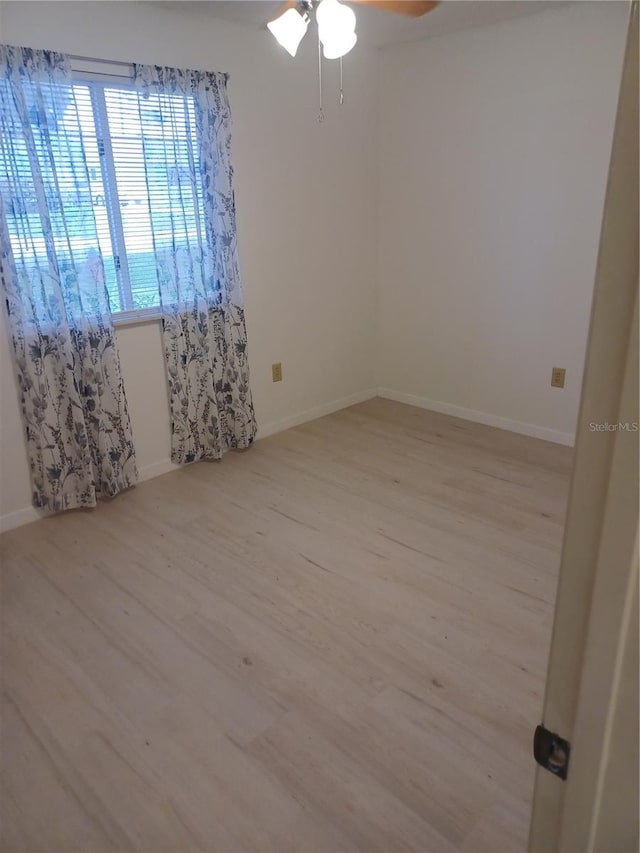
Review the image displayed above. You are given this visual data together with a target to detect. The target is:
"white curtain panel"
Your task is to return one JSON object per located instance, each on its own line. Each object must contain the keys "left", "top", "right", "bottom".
{"left": 0, "top": 44, "right": 138, "bottom": 511}
{"left": 133, "top": 63, "right": 257, "bottom": 464}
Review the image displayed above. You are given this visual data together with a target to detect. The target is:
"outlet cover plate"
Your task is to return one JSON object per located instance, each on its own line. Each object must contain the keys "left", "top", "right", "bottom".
{"left": 551, "top": 367, "right": 566, "bottom": 388}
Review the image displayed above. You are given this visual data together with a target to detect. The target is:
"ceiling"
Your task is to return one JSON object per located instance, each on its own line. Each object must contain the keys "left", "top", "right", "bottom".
{"left": 157, "top": 1, "right": 568, "bottom": 48}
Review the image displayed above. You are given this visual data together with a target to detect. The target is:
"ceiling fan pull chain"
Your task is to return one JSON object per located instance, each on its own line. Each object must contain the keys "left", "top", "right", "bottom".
{"left": 339, "top": 56, "right": 344, "bottom": 105}
{"left": 318, "top": 33, "right": 325, "bottom": 123}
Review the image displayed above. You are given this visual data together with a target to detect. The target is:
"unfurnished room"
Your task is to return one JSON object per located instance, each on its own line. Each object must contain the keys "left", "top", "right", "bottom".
{"left": 0, "top": 1, "right": 637, "bottom": 851}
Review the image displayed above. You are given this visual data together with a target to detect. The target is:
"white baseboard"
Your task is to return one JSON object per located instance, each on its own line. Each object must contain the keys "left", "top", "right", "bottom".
{"left": 1, "top": 385, "right": 571, "bottom": 533}
{"left": 256, "top": 388, "right": 378, "bottom": 440}
{"left": 0, "top": 504, "right": 43, "bottom": 534}
{"left": 0, "top": 388, "right": 378, "bottom": 534}
{"left": 138, "top": 458, "right": 177, "bottom": 482}
{"left": 0, "top": 459, "right": 182, "bottom": 534}
{"left": 378, "top": 387, "right": 575, "bottom": 446}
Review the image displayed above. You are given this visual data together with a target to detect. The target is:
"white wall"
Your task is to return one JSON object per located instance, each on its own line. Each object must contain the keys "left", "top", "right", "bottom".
{"left": 0, "top": 0, "right": 379, "bottom": 528}
{"left": 377, "top": 1, "right": 629, "bottom": 445}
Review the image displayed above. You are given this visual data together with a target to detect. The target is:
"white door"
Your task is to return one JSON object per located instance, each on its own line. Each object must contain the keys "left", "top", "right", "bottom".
{"left": 528, "top": 3, "right": 638, "bottom": 850}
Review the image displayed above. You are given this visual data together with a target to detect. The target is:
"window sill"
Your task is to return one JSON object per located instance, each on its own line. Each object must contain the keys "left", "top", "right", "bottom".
{"left": 112, "top": 309, "right": 162, "bottom": 328}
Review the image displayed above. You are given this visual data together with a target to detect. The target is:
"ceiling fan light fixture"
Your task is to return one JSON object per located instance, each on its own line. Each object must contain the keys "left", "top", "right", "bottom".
{"left": 322, "top": 29, "right": 357, "bottom": 60}
{"left": 267, "top": 7, "right": 310, "bottom": 57}
{"left": 317, "top": 0, "right": 357, "bottom": 59}
{"left": 316, "top": 0, "right": 356, "bottom": 33}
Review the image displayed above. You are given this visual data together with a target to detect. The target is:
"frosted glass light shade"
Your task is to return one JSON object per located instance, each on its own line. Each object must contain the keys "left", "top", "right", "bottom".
{"left": 322, "top": 30, "right": 357, "bottom": 59}
{"left": 317, "top": 0, "right": 357, "bottom": 60}
{"left": 316, "top": 0, "right": 356, "bottom": 35}
{"left": 267, "top": 8, "right": 309, "bottom": 57}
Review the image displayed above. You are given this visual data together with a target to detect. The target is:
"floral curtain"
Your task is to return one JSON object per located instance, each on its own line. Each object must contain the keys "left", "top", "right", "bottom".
{"left": 133, "top": 64, "right": 256, "bottom": 464}
{"left": 0, "top": 44, "right": 137, "bottom": 511}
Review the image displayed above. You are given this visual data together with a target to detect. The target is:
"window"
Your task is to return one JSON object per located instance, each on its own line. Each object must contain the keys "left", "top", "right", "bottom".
{"left": 3, "top": 75, "right": 205, "bottom": 320}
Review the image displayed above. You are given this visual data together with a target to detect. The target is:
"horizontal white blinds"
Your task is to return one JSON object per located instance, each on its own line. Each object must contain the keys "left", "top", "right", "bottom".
{"left": 2, "top": 73, "right": 206, "bottom": 316}
{"left": 0, "top": 79, "right": 120, "bottom": 316}
{"left": 100, "top": 85, "right": 205, "bottom": 312}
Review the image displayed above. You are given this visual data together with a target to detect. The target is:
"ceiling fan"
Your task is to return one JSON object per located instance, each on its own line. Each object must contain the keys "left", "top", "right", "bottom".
{"left": 268, "top": 0, "right": 440, "bottom": 59}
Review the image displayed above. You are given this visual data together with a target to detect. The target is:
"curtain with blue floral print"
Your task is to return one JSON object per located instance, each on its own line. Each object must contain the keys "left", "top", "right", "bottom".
{"left": 133, "top": 63, "right": 256, "bottom": 464}
{"left": 0, "top": 44, "right": 137, "bottom": 511}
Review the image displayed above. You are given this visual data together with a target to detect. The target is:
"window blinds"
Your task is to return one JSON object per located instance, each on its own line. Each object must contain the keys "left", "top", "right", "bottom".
{"left": 2, "top": 74, "right": 206, "bottom": 318}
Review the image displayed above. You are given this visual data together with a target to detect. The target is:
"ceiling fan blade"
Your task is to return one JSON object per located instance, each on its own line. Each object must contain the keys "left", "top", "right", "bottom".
{"left": 267, "top": 0, "right": 440, "bottom": 26}
{"left": 349, "top": 0, "right": 439, "bottom": 16}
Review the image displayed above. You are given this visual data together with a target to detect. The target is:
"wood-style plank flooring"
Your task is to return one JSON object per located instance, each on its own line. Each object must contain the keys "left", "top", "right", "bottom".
{"left": 1, "top": 399, "right": 572, "bottom": 853}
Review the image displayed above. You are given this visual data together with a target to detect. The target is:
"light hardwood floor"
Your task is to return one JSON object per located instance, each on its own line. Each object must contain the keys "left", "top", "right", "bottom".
{"left": 1, "top": 399, "right": 572, "bottom": 853}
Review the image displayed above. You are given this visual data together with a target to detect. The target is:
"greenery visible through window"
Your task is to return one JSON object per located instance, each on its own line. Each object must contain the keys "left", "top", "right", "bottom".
{"left": 4, "top": 77, "right": 205, "bottom": 316}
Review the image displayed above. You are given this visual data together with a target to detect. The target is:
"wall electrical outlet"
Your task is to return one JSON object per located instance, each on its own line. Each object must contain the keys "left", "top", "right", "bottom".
{"left": 551, "top": 367, "right": 566, "bottom": 388}
{"left": 272, "top": 362, "right": 283, "bottom": 383}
